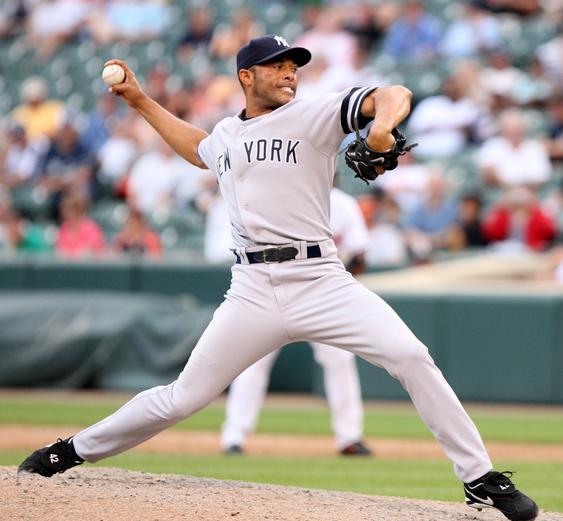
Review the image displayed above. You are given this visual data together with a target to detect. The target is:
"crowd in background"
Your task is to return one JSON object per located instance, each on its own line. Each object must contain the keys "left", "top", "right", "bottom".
{"left": 0, "top": 0, "right": 562, "bottom": 278}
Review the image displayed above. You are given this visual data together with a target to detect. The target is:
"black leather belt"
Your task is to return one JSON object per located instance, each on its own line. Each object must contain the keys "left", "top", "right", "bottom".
{"left": 235, "top": 244, "right": 322, "bottom": 264}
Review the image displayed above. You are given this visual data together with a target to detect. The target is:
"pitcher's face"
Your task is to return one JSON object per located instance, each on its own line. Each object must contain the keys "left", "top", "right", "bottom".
{"left": 242, "top": 58, "right": 298, "bottom": 111}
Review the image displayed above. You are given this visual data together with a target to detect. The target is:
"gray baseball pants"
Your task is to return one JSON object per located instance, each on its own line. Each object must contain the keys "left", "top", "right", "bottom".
{"left": 73, "top": 241, "right": 492, "bottom": 482}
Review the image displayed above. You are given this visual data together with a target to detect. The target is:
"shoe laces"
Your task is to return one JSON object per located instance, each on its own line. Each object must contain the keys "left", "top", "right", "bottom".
{"left": 485, "top": 470, "right": 517, "bottom": 493}
{"left": 489, "top": 471, "right": 514, "bottom": 485}
{"left": 55, "top": 438, "right": 68, "bottom": 451}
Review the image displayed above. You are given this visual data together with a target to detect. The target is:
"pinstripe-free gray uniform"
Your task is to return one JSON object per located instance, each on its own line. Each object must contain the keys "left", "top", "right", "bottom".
{"left": 72, "top": 87, "right": 492, "bottom": 483}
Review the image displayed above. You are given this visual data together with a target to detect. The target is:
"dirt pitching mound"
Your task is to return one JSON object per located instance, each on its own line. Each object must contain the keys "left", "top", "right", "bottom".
{"left": 2, "top": 467, "right": 561, "bottom": 521}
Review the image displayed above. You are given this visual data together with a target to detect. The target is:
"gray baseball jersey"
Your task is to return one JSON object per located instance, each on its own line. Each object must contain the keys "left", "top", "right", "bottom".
{"left": 197, "top": 87, "right": 375, "bottom": 249}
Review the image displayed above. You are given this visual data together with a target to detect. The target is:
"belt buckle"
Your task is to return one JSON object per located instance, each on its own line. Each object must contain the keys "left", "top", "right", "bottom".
{"left": 261, "top": 246, "right": 299, "bottom": 263}
{"left": 261, "top": 247, "right": 281, "bottom": 263}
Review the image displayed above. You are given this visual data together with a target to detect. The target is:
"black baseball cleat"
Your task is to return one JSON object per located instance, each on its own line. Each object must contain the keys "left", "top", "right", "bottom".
{"left": 17, "top": 438, "right": 84, "bottom": 477}
{"left": 464, "top": 470, "right": 539, "bottom": 521}
{"left": 223, "top": 444, "right": 244, "bottom": 455}
{"left": 339, "top": 440, "right": 373, "bottom": 456}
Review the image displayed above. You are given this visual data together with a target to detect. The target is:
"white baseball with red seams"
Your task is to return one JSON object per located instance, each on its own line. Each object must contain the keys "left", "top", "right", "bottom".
{"left": 102, "top": 64, "right": 125, "bottom": 86}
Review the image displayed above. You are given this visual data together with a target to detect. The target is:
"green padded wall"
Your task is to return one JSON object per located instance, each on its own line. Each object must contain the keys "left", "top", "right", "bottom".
{"left": 138, "top": 263, "right": 232, "bottom": 304}
{"left": 0, "top": 259, "right": 30, "bottom": 288}
{"left": 29, "top": 260, "right": 134, "bottom": 292}
{"left": 552, "top": 299, "right": 563, "bottom": 402}
{"left": 0, "top": 258, "right": 561, "bottom": 401}
{"left": 442, "top": 295, "right": 558, "bottom": 402}
{"left": 270, "top": 342, "right": 314, "bottom": 393}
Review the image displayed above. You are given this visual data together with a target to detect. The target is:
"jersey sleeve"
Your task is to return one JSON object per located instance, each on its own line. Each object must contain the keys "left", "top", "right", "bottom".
{"left": 302, "top": 87, "right": 377, "bottom": 154}
{"left": 197, "top": 135, "right": 214, "bottom": 172}
{"left": 340, "top": 87, "right": 378, "bottom": 135}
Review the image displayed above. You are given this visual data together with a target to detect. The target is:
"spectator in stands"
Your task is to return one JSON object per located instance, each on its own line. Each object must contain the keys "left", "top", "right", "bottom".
{"left": 209, "top": 9, "right": 261, "bottom": 60}
{"left": 483, "top": 187, "right": 556, "bottom": 251}
{"left": 450, "top": 59, "right": 490, "bottom": 107}
{"left": 190, "top": 75, "right": 242, "bottom": 133}
{"left": 105, "top": 0, "right": 169, "bottom": 43}
{"left": 144, "top": 65, "right": 172, "bottom": 108}
{"left": 542, "top": 178, "right": 563, "bottom": 234}
{"left": 358, "top": 188, "right": 408, "bottom": 266}
{"left": 544, "top": 91, "right": 563, "bottom": 162}
{"left": 126, "top": 142, "right": 176, "bottom": 215}
{"left": 96, "top": 118, "right": 139, "bottom": 193}
{"left": 165, "top": 86, "right": 193, "bottom": 121}
{"left": 346, "top": 45, "right": 388, "bottom": 89}
{"left": 343, "top": 3, "right": 391, "bottom": 52}
{"left": 0, "top": 188, "right": 12, "bottom": 248}
{"left": 56, "top": 193, "right": 105, "bottom": 258}
{"left": 382, "top": 0, "right": 441, "bottom": 61}
{"left": 299, "top": 4, "right": 322, "bottom": 33}
{"left": 512, "top": 57, "right": 555, "bottom": 107}
{"left": 536, "top": 36, "right": 563, "bottom": 88}
{"left": 407, "top": 75, "right": 488, "bottom": 158}
{"left": 27, "top": 0, "right": 93, "bottom": 61}
{"left": 1, "top": 207, "right": 52, "bottom": 253}
{"left": 0, "top": 122, "right": 46, "bottom": 188}
{"left": 81, "top": 91, "right": 124, "bottom": 156}
{"left": 120, "top": 112, "right": 160, "bottom": 151}
{"left": 479, "top": 50, "right": 528, "bottom": 111}
{"left": 471, "top": 0, "right": 541, "bottom": 17}
{"left": 377, "top": 151, "right": 431, "bottom": 214}
{"left": 177, "top": 7, "right": 214, "bottom": 62}
{"left": 298, "top": 47, "right": 386, "bottom": 100}
{"left": 445, "top": 192, "right": 489, "bottom": 250}
{"left": 294, "top": 55, "right": 332, "bottom": 99}
{"left": 405, "top": 171, "right": 458, "bottom": 260}
{"left": 11, "top": 77, "right": 65, "bottom": 140}
{"left": 440, "top": 3, "right": 502, "bottom": 59}
{"left": 295, "top": 6, "right": 358, "bottom": 68}
{"left": 127, "top": 140, "right": 206, "bottom": 215}
{"left": 477, "top": 108, "right": 552, "bottom": 188}
{"left": 0, "top": 0, "right": 29, "bottom": 39}
{"left": 114, "top": 207, "right": 162, "bottom": 259}
{"left": 37, "top": 119, "right": 95, "bottom": 222}
{"left": 543, "top": 1, "right": 563, "bottom": 22}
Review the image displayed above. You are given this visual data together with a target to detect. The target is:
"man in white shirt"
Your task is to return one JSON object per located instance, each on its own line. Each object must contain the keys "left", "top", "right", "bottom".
{"left": 407, "top": 76, "right": 486, "bottom": 158}
{"left": 478, "top": 108, "right": 552, "bottom": 187}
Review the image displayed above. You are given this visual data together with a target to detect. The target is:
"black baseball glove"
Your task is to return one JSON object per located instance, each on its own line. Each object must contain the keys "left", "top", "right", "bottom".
{"left": 345, "top": 128, "right": 418, "bottom": 184}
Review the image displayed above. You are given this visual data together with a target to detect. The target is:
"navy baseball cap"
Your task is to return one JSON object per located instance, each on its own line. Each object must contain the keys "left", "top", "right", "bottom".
{"left": 236, "top": 35, "right": 311, "bottom": 72}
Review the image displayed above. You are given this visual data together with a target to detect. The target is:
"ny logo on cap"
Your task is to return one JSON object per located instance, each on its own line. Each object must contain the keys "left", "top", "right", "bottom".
{"left": 273, "top": 35, "right": 289, "bottom": 47}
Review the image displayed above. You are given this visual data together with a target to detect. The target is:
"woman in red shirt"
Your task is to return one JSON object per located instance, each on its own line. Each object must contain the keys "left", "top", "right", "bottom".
{"left": 482, "top": 187, "right": 556, "bottom": 250}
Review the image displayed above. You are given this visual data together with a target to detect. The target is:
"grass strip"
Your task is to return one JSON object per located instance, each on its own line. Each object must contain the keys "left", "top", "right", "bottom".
{"left": 1, "top": 399, "right": 562, "bottom": 444}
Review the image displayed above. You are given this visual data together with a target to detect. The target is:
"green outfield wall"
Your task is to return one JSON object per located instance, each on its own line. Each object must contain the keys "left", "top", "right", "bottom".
{"left": 0, "top": 258, "right": 561, "bottom": 403}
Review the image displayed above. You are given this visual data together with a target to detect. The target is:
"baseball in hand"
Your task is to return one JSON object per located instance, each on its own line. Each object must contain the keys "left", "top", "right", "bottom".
{"left": 102, "top": 64, "right": 126, "bottom": 86}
